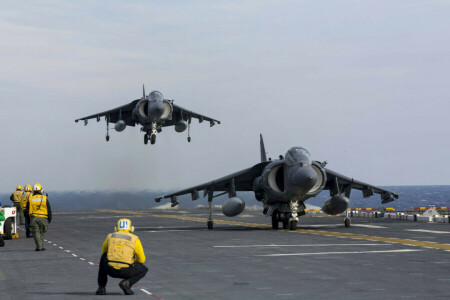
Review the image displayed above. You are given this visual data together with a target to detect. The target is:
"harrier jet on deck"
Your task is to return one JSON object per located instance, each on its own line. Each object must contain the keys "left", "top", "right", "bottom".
{"left": 75, "top": 86, "right": 220, "bottom": 145}
{"left": 155, "top": 135, "right": 398, "bottom": 230}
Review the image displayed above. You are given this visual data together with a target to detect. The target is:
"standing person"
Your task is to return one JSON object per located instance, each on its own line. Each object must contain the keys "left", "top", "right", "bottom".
{"left": 96, "top": 219, "right": 148, "bottom": 296}
{"left": 0, "top": 210, "right": 5, "bottom": 247}
{"left": 10, "top": 186, "right": 24, "bottom": 225}
{"left": 26, "top": 183, "right": 52, "bottom": 251}
{"left": 21, "top": 185, "right": 33, "bottom": 238}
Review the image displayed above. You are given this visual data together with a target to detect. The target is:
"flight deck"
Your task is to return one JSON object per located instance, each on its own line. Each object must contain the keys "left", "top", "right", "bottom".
{"left": 1, "top": 208, "right": 449, "bottom": 299}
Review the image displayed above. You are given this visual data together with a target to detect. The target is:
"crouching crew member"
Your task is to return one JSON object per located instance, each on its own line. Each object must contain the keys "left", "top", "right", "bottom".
{"left": 96, "top": 219, "right": 148, "bottom": 296}
{"left": 26, "top": 183, "right": 52, "bottom": 251}
{"left": 21, "top": 185, "right": 33, "bottom": 238}
{"left": 10, "top": 185, "right": 24, "bottom": 225}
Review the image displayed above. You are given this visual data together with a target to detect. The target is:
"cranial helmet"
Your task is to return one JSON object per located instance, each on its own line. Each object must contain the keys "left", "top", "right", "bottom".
{"left": 24, "top": 185, "right": 32, "bottom": 192}
{"left": 33, "top": 183, "right": 43, "bottom": 193}
{"left": 115, "top": 218, "right": 134, "bottom": 233}
{"left": 16, "top": 185, "right": 23, "bottom": 191}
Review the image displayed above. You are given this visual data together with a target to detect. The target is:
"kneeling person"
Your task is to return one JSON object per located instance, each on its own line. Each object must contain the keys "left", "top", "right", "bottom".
{"left": 96, "top": 219, "right": 148, "bottom": 295}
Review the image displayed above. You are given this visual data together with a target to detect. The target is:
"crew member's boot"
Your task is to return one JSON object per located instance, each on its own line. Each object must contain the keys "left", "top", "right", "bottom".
{"left": 96, "top": 286, "right": 106, "bottom": 295}
{"left": 119, "top": 280, "right": 134, "bottom": 295}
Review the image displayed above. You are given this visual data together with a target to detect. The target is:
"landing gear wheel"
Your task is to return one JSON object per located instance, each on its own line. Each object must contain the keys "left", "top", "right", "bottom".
{"left": 271, "top": 213, "right": 279, "bottom": 230}
{"left": 282, "top": 221, "right": 289, "bottom": 229}
{"left": 289, "top": 220, "right": 298, "bottom": 231}
{"left": 144, "top": 134, "right": 148, "bottom": 145}
{"left": 150, "top": 134, "right": 156, "bottom": 145}
{"left": 188, "top": 137, "right": 191, "bottom": 142}
{"left": 106, "top": 135, "right": 110, "bottom": 142}
{"left": 4, "top": 218, "right": 13, "bottom": 240}
{"left": 344, "top": 217, "right": 351, "bottom": 228}
{"left": 207, "top": 220, "right": 213, "bottom": 230}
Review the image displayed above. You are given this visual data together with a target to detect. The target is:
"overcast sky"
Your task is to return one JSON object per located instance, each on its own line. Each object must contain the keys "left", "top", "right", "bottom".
{"left": 1, "top": 0, "right": 449, "bottom": 193}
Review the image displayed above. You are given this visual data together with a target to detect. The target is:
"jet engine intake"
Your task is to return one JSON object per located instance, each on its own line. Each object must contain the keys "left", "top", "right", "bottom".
{"left": 114, "top": 120, "right": 126, "bottom": 132}
{"left": 322, "top": 195, "right": 349, "bottom": 215}
{"left": 252, "top": 161, "right": 285, "bottom": 200}
{"left": 135, "top": 99, "right": 149, "bottom": 122}
{"left": 222, "top": 197, "right": 245, "bottom": 217}
{"left": 175, "top": 120, "right": 188, "bottom": 132}
{"left": 160, "top": 100, "right": 173, "bottom": 120}
{"left": 305, "top": 162, "right": 327, "bottom": 197}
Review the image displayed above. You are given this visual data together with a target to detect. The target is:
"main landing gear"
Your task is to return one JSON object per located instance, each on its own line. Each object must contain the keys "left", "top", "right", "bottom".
{"left": 271, "top": 211, "right": 298, "bottom": 231}
{"left": 144, "top": 134, "right": 156, "bottom": 145}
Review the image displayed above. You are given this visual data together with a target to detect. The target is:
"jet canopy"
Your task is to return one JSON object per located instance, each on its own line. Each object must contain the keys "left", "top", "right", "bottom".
{"left": 148, "top": 91, "right": 164, "bottom": 102}
{"left": 285, "top": 147, "right": 312, "bottom": 167}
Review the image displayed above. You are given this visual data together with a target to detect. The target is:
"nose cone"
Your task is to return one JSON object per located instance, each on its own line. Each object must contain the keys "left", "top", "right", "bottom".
{"left": 148, "top": 100, "right": 165, "bottom": 122}
{"left": 288, "top": 166, "right": 318, "bottom": 196}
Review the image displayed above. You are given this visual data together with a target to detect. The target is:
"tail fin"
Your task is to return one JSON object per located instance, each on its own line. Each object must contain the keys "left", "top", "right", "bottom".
{"left": 143, "top": 84, "right": 146, "bottom": 98}
{"left": 260, "top": 134, "right": 267, "bottom": 162}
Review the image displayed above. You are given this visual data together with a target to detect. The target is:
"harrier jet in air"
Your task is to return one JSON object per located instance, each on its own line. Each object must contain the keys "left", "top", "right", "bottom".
{"left": 156, "top": 135, "right": 398, "bottom": 230}
{"left": 75, "top": 86, "right": 220, "bottom": 144}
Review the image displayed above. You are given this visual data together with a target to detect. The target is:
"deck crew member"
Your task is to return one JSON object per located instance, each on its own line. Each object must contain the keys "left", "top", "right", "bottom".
{"left": 21, "top": 185, "right": 33, "bottom": 238}
{"left": 10, "top": 186, "right": 24, "bottom": 225}
{"left": 0, "top": 210, "right": 5, "bottom": 247}
{"left": 96, "top": 219, "right": 148, "bottom": 296}
{"left": 26, "top": 183, "right": 52, "bottom": 251}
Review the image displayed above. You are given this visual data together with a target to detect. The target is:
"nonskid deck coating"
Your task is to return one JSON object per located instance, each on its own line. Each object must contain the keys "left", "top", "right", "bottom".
{"left": 1, "top": 208, "right": 449, "bottom": 299}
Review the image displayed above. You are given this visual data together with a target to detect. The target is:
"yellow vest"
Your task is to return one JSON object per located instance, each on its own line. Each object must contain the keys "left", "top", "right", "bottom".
{"left": 28, "top": 194, "right": 48, "bottom": 218}
{"left": 21, "top": 192, "right": 32, "bottom": 210}
{"left": 12, "top": 190, "right": 23, "bottom": 203}
{"left": 106, "top": 231, "right": 138, "bottom": 269}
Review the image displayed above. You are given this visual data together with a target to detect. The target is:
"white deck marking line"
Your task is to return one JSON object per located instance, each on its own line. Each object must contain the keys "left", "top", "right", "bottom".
{"left": 407, "top": 229, "right": 450, "bottom": 234}
{"left": 140, "top": 289, "right": 153, "bottom": 295}
{"left": 41, "top": 236, "right": 155, "bottom": 298}
{"left": 214, "top": 243, "right": 391, "bottom": 248}
{"left": 145, "top": 230, "right": 191, "bottom": 233}
{"left": 351, "top": 224, "right": 387, "bottom": 229}
{"left": 258, "top": 249, "right": 423, "bottom": 257}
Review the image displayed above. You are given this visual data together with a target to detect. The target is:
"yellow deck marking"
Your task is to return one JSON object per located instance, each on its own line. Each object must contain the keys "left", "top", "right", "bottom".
{"left": 0, "top": 268, "right": 6, "bottom": 280}
{"left": 97, "top": 209, "right": 450, "bottom": 251}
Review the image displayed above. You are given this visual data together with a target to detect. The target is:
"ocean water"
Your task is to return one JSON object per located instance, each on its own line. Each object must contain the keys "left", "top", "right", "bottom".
{"left": 0, "top": 185, "right": 448, "bottom": 211}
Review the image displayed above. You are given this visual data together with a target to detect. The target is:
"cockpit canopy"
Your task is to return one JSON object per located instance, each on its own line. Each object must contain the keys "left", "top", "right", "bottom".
{"left": 149, "top": 91, "right": 164, "bottom": 102}
{"left": 285, "top": 147, "right": 312, "bottom": 167}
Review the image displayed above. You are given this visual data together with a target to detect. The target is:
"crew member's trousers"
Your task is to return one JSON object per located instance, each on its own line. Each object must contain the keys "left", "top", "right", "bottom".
{"left": 30, "top": 216, "right": 48, "bottom": 250}
{"left": 97, "top": 253, "right": 148, "bottom": 287}
{"left": 14, "top": 202, "right": 24, "bottom": 224}
{"left": 24, "top": 210, "right": 32, "bottom": 237}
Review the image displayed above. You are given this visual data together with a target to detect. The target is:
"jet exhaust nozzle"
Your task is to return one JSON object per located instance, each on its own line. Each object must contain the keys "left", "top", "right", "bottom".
{"left": 322, "top": 195, "right": 349, "bottom": 215}
{"left": 114, "top": 120, "right": 126, "bottom": 132}
{"left": 222, "top": 197, "right": 245, "bottom": 217}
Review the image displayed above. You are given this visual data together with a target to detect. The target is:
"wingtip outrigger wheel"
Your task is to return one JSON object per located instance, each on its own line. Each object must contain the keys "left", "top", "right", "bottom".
{"left": 344, "top": 217, "right": 351, "bottom": 228}
{"left": 106, "top": 135, "right": 110, "bottom": 142}
{"left": 187, "top": 137, "right": 191, "bottom": 142}
{"left": 207, "top": 219, "right": 214, "bottom": 230}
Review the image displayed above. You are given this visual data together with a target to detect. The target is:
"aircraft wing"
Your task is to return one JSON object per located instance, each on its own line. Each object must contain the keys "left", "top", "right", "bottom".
{"left": 164, "top": 103, "right": 221, "bottom": 127}
{"left": 156, "top": 162, "right": 270, "bottom": 202}
{"left": 323, "top": 167, "right": 399, "bottom": 204}
{"left": 75, "top": 99, "right": 140, "bottom": 126}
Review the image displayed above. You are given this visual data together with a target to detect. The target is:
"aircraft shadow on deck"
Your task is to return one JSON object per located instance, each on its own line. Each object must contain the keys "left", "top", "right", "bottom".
{"left": 135, "top": 226, "right": 266, "bottom": 232}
